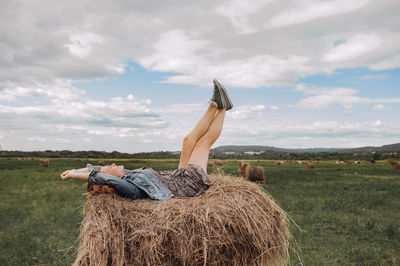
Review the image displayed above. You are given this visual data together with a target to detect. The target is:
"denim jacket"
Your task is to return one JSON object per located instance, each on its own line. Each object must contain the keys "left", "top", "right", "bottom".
{"left": 86, "top": 164, "right": 173, "bottom": 201}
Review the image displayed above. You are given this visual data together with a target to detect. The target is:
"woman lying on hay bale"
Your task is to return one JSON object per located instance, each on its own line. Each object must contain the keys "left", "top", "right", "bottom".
{"left": 61, "top": 79, "right": 233, "bottom": 200}
{"left": 61, "top": 80, "right": 290, "bottom": 265}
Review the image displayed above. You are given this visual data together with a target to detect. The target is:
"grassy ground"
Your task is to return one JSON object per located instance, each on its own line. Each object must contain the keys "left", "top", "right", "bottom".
{"left": 0, "top": 158, "right": 399, "bottom": 265}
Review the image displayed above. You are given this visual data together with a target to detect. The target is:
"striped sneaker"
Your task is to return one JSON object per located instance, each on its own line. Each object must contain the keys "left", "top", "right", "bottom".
{"left": 213, "top": 79, "right": 233, "bottom": 111}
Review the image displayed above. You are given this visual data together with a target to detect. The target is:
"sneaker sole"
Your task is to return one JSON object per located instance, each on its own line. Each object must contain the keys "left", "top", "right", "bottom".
{"left": 211, "top": 85, "right": 224, "bottom": 109}
{"left": 213, "top": 79, "right": 225, "bottom": 109}
{"left": 220, "top": 86, "right": 233, "bottom": 110}
{"left": 213, "top": 79, "right": 232, "bottom": 110}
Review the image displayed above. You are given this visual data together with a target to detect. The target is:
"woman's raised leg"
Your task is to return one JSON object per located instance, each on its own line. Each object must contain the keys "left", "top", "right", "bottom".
{"left": 178, "top": 103, "right": 218, "bottom": 168}
{"left": 188, "top": 108, "right": 226, "bottom": 171}
{"left": 179, "top": 78, "right": 232, "bottom": 169}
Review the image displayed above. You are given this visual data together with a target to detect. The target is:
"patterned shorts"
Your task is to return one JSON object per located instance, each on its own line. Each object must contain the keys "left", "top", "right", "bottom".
{"left": 156, "top": 164, "right": 212, "bottom": 197}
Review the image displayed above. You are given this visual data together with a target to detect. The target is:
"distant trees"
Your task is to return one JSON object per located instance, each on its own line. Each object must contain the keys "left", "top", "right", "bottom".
{"left": 0, "top": 149, "right": 398, "bottom": 160}
{"left": 0, "top": 150, "right": 180, "bottom": 159}
{"left": 211, "top": 151, "right": 399, "bottom": 161}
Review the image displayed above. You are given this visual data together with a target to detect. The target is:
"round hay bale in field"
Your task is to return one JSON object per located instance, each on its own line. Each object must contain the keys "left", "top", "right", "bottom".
{"left": 39, "top": 159, "right": 49, "bottom": 167}
{"left": 73, "top": 174, "right": 290, "bottom": 266}
{"left": 214, "top": 159, "right": 223, "bottom": 166}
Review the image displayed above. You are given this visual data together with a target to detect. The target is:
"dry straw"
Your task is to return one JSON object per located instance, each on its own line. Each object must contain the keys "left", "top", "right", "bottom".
{"left": 73, "top": 174, "right": 290, "bottom": 265}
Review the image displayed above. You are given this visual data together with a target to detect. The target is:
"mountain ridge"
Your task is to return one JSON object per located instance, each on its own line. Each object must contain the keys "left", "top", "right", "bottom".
{"left": 211, "top": 143, "right": 400, "bottom": 154}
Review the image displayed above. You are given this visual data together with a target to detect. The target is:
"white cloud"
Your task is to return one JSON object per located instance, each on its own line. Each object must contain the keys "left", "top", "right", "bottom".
{"left": 267, "top": 0, "right": 370, "bottom": 28}
{"left": 140, "top": 30, "right": 313, "bottom": 88}
{"left": 0, "top": 82, "right": 169, "bottom": 150}
{"left": 140, "top": 30, "right": 211, "bottom": 73}
{"left": 157, "top": 103, "right": 206, "bottom": 114}
{"left": 373, "top": 104, "right": 390, "bottom": 110}
{"left": 296, "top": 85, "right": 366, "bottom": 109}
{"left": 28, "top": 136, "right": 46, "bottom": 142}
{"left": 369, "top": 53, "right": 400, "bottom": 70}
{"left": 323, "top": 34, "right": 382, "bottom": 62}
{"left": 65, "top": 32, "right": 104, "bottom": 59}
{"left": 28, "top": 136, "right": 71, "bottom": 143}
{"left": 341, "top": 110, "right": 355, "bottom": 116}
{"left": 1, "top": 0, "right": 400, "bottom": 151}
{"left": 1, "top": 0, "right": 399, "bottom": 90}
{"left": 216, "top": 0, "right": 275, "bottom": 34}
{"left": 0, "top": 80, "right": 83, "bottom": 102}
{"left": 354, "top": 74, "right": 388, "bottom": 80}
{"left": 228, "top": 104, "right": 266, "bottom": 119}
{"left": 295, "top": 84, "right": 400, "bottom": 109}
{"left": 220, "top": 117, "right": 400, "bottom": 148}
{"left": 268, "top": 105, "right": 280, "bottom": 111}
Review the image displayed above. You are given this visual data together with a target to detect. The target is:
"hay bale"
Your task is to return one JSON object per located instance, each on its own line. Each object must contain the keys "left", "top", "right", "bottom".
{"left": 214, "top": 160, "right": 223, "bottom": 166}
{"left": 305, "top": 162, "right": 314, "bottom": 169}
{"left": 389, "top": 161, "right": 400, "bottom": 169}
{"left": 74, "top": 174, "right": 289, "bottom": 266}
{"left": 238, "top": 162, "right": 264, "bottom": 183}
{"left": 238, "top": 161, "right": 246, "bottom": 178}
{"left": 39, "top": 159, "right": 49, "bottom": 167}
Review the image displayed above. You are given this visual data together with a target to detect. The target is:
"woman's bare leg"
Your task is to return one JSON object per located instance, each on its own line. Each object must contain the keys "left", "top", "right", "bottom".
{"left": 188, "top": 109, "right": 226, "bottom": 171}
{"left": 178, "top": 103, "right": 218, "bottom": 168}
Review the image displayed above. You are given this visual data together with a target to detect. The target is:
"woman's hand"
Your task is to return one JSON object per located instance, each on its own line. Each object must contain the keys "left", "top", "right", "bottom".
{"left": 61, "top": 169, "right": 76, "bottom": 181}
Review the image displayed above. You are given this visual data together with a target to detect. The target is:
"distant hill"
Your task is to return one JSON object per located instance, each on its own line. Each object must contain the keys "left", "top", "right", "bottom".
{"left": 335, "top": 143, "right": 400, "bottom": 153}
{"left": 211, "top": 143, "right": 400, "bottom": 154}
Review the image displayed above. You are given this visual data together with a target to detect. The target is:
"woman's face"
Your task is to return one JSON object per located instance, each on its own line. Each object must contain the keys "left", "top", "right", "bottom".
{"left": 100, "top": 163, "right": 124, "bottom": 177}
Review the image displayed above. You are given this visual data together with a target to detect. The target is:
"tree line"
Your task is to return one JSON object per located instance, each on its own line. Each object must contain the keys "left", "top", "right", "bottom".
{"left": 211, "top": 151, "right": 399, "bottom": 161}
{"left": 0, "top": 150, "right": 180, "bottom": 159}
{"left": 0, "top": 150, "right": 398, "bottom": 161}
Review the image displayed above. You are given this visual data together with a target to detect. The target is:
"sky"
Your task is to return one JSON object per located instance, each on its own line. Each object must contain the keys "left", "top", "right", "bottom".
{"left": 0, "top": 0, "right": 399, "bottom": 153}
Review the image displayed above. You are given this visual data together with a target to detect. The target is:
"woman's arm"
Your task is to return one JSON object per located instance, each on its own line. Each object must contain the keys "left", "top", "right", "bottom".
{"left": 75, "top": 167, "right": 90, "bottom": 173}
{"left": 60, "top": 164, "right": 99, "bottom": 180}
{"left": 61, "top": 170, "right": 89, "bottom": 182}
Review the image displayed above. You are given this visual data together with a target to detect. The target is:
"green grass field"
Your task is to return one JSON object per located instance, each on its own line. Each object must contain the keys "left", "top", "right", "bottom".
{"left": 1, "top": 158, "right": 399, "bottom": 265}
